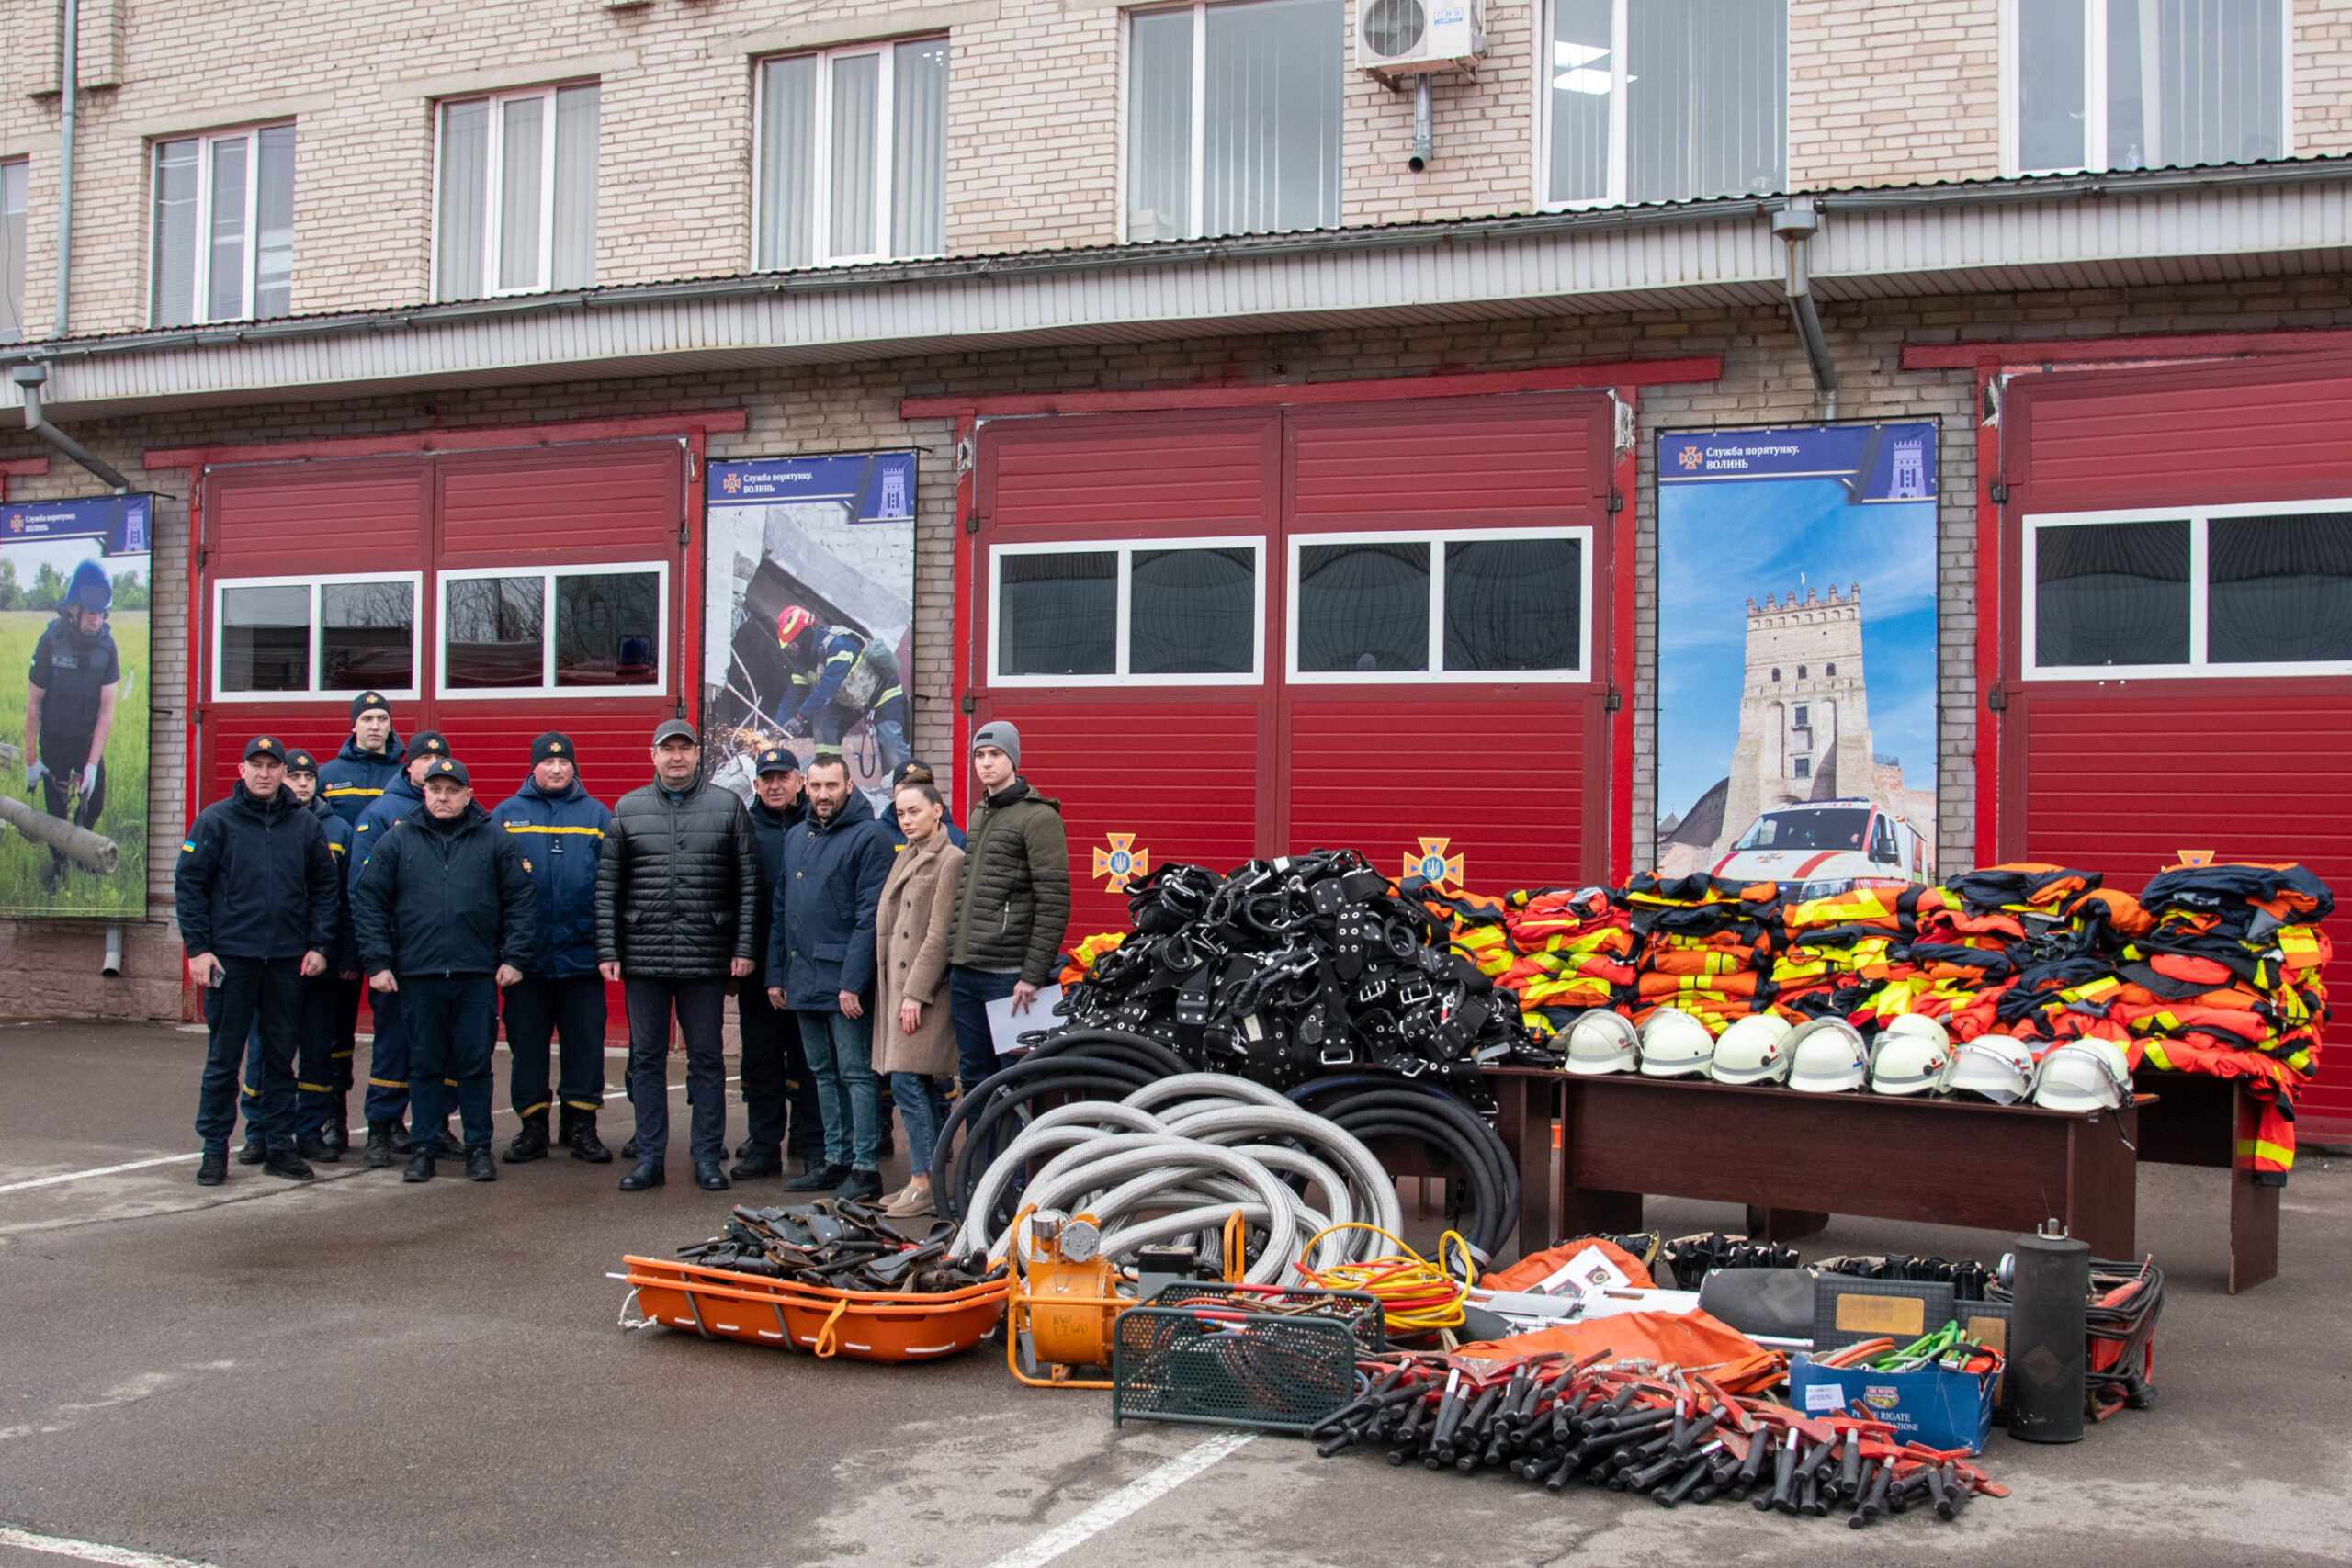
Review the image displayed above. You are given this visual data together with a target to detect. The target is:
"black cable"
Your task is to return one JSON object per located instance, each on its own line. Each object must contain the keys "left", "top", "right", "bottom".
{"left": 1298, "top": 1084, "right": 1519, "bottom": 1256}
{"left": 927, "top": 1054, "right": 1159, "bottom": 1219}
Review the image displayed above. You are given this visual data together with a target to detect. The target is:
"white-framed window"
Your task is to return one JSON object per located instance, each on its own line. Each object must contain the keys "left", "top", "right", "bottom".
{"left": 1285, "top": 527, "right": 1594, "bottom": 683}
{"left": 1125, "top": 0, "right": 1343, "bottom": 243}
{"left": 2022, "top": 501, "right": 2352, "bottom": 679}
{"left": 988, "top": 537, "right": 1264, "bottom": 687}
{"left": 212, "top": 573, "right": 422, "bottom": 701}
{"left": 436, "top": 562, "right": 667, "bottom": 698}
{"left": 1, "top": 157, "right": 27, "bottom": 344}
{"left": 435, "top": 84, "right": 599, "bottom": 301}
{"left": 756, "top": 38, "right": 949, "bottom": 269}
{"left": 150, "top": 124, "right": 295, "bottom": 326}
{"left": 1543, "top": 0, "right": 1786, "bottom": 209}
{"left": 2006, "top": 0, "right": 2288, "bottom": 176}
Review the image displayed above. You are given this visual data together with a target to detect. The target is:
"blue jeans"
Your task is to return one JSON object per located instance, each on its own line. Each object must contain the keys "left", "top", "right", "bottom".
{"left": 948, "top": 965, "right": 1021, "bottom": 1096}
{"left": 797, "top": 1009, "right": 880, "bottom": 1172}
{"left": 891, "top": 1072, "right": 952, "bottom": 1176}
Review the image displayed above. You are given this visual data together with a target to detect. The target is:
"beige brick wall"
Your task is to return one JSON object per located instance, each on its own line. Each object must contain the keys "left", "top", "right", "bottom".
{"left": 9, "top": 0, "right": 2352, "bottom": 343}
{"left": 1788, "top": 0, "right": 2001, "bottom": 186}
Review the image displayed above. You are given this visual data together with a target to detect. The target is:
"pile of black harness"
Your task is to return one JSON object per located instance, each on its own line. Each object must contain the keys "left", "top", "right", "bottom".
{"left": 677, "top": 1201, "right": 1002, "bottom": 1294}
{"left": 1056, "top": 850, "right": 1545, "bottom": 1095}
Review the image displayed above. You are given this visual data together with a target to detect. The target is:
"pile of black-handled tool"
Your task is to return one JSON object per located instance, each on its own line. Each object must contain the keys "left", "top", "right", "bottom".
{"left": 1309, "top": 1351, "right": 2005, "bottom": 1527}
{"left": 1655, "top": 1233, "right": 1800, "bottom": 1289}
{"left": 1053, "top": 851, "right": 1549, "bottom": 1094}
{"left": 676, "top": 1201, "right": 1002, "bottom": 1293}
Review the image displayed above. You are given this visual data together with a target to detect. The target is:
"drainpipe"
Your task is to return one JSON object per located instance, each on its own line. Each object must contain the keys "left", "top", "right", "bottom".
{"left": 1771, "top": 197, "right": 1838, "bottom": 419}
{"left": 9, "top": 364, "right": 130, "bottom": 491}
{"left": 1408, "top": 74, "right": 1433, "bottom": 172}
{"left": 55, "top": 0, "right": 78, "bottom": 339}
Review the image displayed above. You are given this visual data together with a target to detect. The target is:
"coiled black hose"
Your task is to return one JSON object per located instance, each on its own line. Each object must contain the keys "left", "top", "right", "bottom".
{"left": 1289, "top": 1076, "right": 1519, "bottom": 1260}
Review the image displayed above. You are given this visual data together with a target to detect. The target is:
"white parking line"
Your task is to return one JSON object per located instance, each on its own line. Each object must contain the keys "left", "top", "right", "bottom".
{"left": 0, "top": 1083, "right": 684, "bottom": 1196}
{"left": 0, "top": 1523, "right": 219, "bottom": 1568}
{"left": 976, "top": 1431, "right": 1256, "bottom": 1568}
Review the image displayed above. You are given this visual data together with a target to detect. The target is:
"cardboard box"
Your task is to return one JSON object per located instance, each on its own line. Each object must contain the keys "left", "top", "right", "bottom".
{"left": 1787, "top": 1352, "right": 1998, "bottom": 1455}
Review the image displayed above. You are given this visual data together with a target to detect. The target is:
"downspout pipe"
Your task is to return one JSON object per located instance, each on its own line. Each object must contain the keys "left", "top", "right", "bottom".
{"left": 55, "top": 0, "right": 78, "bottom": 339}
{"left": 9, "top": 364, "right": 130, "bottom": 491}
{"left": 1772, "top": 197, "right": 1838, "bottom": 419}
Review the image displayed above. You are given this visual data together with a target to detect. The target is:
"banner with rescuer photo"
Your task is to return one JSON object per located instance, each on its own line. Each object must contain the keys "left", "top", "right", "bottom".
{"left": 1654, "top": 424, "right": 1939, "bottom": 899}
{"left": 702, "top": 453, "right": 917, "bottom": 815}
{"left": 0, "top": 494, "right": 153, "bottom": 917}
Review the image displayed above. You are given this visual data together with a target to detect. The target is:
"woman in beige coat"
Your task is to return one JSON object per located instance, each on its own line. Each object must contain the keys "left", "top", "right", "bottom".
{"left": 872, "top": 778, "right": 966, "bottom": 1217}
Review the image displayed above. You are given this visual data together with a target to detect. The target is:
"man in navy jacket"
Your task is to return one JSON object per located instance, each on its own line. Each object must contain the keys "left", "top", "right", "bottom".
{"left": 312, "top": 691, "right": 406, "bottom": 1140}
{"left": 352, "top": 758, "right": 536, "bottom": 1184}
{"left": 348, "top": 729, "right": 456, "bottom": 1168}
{"left": 491, "top": 731, "right": 614, "bottom": 1164}
{"left": 764, "top": 754, "right": 892, "bottom": 1200}
{"left": 176, "top": 735, "right": 341, "bottom": 1187}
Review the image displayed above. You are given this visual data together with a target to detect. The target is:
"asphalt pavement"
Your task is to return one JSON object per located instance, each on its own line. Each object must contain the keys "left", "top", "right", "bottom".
{"left": 3, "top": 1021, "right": 2349, "bottom": 1568}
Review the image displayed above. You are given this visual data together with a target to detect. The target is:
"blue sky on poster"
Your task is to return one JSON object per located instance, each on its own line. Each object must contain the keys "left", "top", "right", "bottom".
{"left": 1657, "top": 475, "right": 1936, "bottom": 825}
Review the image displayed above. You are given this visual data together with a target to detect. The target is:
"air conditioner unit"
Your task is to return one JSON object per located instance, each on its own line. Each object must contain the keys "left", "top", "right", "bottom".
{"left": 1355, "top": 0, "right": 1486, "bottom": 74}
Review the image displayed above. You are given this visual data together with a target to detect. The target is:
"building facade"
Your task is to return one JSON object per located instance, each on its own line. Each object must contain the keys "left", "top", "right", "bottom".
{"left": 4, "top": 0, "right": 2351, "bottom": 1133}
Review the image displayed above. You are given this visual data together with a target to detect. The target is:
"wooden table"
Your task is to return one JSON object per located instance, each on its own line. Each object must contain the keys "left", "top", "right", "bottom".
{"left": 1354, "top": 1069, "right": 1557, "bottom": 1266}
{"left": 1532, "top": 1073, "right": 2143, "bottom": 1264}
{"left": 2134, "top": 1070, "right": 2279, "bottom": 1292}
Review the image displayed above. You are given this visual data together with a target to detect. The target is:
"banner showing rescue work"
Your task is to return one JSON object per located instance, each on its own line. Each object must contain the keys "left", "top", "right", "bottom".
{"left": 0, "top": 495, "right": 153, "bottom": 918}
{"left": 702, "top": 454, "right": 918, "bottom": 815}
{"left": 1654, "top": 424, "right": 1938, "bottom": 897}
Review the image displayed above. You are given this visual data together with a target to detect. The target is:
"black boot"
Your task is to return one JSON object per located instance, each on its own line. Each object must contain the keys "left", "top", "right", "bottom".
{"left": 403, "top": 1151, "right": 435, "bottom": 1183}
{"left": 503, "top": 1110, "right": 551, "bottom": 1164}
{"left": 784, "top": 1162, "right": 848, "bottom": 1192}
{"left": 390, "top": 1122, "right": 413, "bottom": 1156}
{"left": 430, "top": 1124, "right": 465, "bottom": 1161}
{"left": 320, "top": 1099, "right": 349, "bottom": 1157}
{"left": 235, "top": 1135, "right": 267, "bottom": 1166}
{"left": 731, "top": 1146, "right": 783, "bottom": 1181}
{"left": 618, "top": 1160, "right": 664, "bottom": 1192}
{"left": 364, "top": 1121, "right": 396, "bottom": 1168}
{"left": 264, "top": 1149, "right": 317, "bottom": 1182}
{"left": 196, "top": 1147, "right": 227, "bottom": 1186}
{"left": 567, "top": 1109, "right": 613, "bottom": 1165}
{"left": 695, "top": 1161, "right": 730, "bottom": 1192}
{"left": 467, "top": 1147, "right": 497, "bottom": 1182}
{"left": 621, "top": 1134, "right": 638, "bottom": 1160}
{"left": 297, "top": 1134, "right": 339, "bottom": 1165}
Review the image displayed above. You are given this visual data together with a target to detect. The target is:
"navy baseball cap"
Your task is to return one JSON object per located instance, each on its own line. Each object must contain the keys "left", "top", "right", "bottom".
{"left": 244, "top": 736, "right": 288, "bottom": 762}
{"left": 411, "top": 730, "right": 451, "bottom": 758}
{"left": 754, "top": 747, "right": 800, "bottom": 776}
{"left": 422, "top": 757, "right": 470, "bottom": 786}
{"left": 284, "top": 749, "right": 320, "bottom": 774}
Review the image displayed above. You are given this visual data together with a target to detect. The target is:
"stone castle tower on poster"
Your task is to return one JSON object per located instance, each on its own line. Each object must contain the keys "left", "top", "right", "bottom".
{"left": 1711, "top": 584, "right": 1876, "bottom": 857}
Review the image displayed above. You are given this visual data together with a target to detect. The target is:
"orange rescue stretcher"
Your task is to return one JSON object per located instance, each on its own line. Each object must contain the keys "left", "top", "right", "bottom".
{"left": 617, "top": 1254, "right": 1010, "bottom": 1363}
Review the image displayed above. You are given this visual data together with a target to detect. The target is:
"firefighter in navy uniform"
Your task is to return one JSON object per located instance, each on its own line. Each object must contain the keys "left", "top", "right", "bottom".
{"left": 349, "top": 729, "right": 458, "bottom": 1168}
{"left": 491, "top": 731, "right": 615, "bottom": 1164}
{"left": 178, "top": 736, "right": 340, "bottom": 1187}
{"left": 772, "top": 605, "right": 910, "bottom": 778}
{"left": 24, "top": 560, "right": 120, "bottom": 893}
{"left": 314, "top": 691, "right": 406, "bottom": 1141}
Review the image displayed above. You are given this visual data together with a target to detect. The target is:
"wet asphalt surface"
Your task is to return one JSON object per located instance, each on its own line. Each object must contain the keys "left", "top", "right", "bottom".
{"left": 3, "top": 1021, "right": 2350, "bottom": 1568}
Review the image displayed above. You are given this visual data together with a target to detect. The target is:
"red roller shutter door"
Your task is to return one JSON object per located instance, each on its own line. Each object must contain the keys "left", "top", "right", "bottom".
{"left": 195, "top": 438, "right": 693, "bottom": 1043}
{"left": 970, "top": 392, "right": 1614, "bottom": 940}
{"left": 1997, "top": 355, "right": 2352, "bottom": 1137}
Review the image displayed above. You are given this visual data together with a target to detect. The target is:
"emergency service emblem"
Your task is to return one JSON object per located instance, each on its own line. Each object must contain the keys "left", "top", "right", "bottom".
{"left": 1405, "top": 837, "right": 1466, "bottom": 889}
{"left": 1092, "top": 833, "right": 1149, "bottom": 893}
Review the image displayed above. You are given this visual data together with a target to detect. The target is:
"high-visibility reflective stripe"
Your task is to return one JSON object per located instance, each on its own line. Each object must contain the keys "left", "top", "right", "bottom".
{"left": 876, "top": 684, "right": 903, "bottom": 704}
{"left": 515, "top": 1100, "right": 550, "bottom": 1117}
{"left": 502, "top": 824, "right": 605, "bottom": 836}
{"left": 297, "top": 1080, "right": 332, "bottom": 1092}
{"left": 826, "top": 651, "right": 854, "bottom": 665}
{"left": 323, "top": 786, "right": 383, "bottom": 797}
{"left": 368, "top": 1077, "right": 406, "bottom": 1089}
{"left": 563, "top": 1099, "right": 603, "bottom": 1111}
{"left": 2237, "top": 1137, "right": 2295, "bottom": 1167}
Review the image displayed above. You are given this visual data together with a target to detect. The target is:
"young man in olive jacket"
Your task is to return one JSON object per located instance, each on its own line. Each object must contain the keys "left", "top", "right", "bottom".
{"left": 176, "top": 736, "right": 341, "bottom": 1187}
{"left": 491, "top": 731, "right": 615, "bottom": 1165}
{"left": 351, "top": 758, "right": 536, "bottom": 1184}
{"left": 944, "top": 721, "right": 1071, "bottom": 1095}
{"left": 594, "top": 719, "right": 760, "bottom": 1193}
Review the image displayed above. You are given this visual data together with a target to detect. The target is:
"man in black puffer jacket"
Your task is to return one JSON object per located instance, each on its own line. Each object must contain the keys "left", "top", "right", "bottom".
{"left": 594, "top": 719, "right": 760, "bottom": 1192}
{"left": 352, "top": 759, "right": 537, "bottom": 1184}
{"left": 177, "top": 735, "right": 342, "bottom": 1188}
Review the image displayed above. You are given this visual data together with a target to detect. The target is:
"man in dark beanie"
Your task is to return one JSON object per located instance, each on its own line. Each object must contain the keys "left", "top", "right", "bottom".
{"left": 349, "top": 728, "right": 458, "bottom": 1167}
{"left": 353, "top": 758, "right": 536, "bottom": 1184}
{"left": 944, "top": 720, "right": 1069, "bottom": 1097}
{"left": 492, "top": 731, "right": 615, "bottom": 1163}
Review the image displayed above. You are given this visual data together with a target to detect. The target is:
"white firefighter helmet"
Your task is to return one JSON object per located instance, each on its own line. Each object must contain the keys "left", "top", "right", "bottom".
{"left": 1710, "top": 1013, "right": 1795, "bottom": 1086}
{"left": 2030, "top": 1039, "right": 2133, "bottom": 1113}
{"left": 1638, "top": 1007, "right": 1715, "bottom": 1078}
{"left": 1879, "top": 1011, "right": 1951, "bottom": 1053}
{"left": 1868, "top": 1027, "right": 1952, "bottom": 1097}
{"left": 1943, "top": 1036, "right": 2036, "bottom": 1104}
{"left": 1786, "top": 1018, "right": 1870, "bottom": 1093}
{"left": 1562, "top": 1010, "right": 1640, "bottom": 1076}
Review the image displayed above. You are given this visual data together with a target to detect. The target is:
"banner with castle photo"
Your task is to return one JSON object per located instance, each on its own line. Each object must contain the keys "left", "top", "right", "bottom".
{"left": 701, "top": 453, "right": 918, "bottom": 818}
{"left": 1654, "top": 423, "right": 1939, "bottom": 897}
